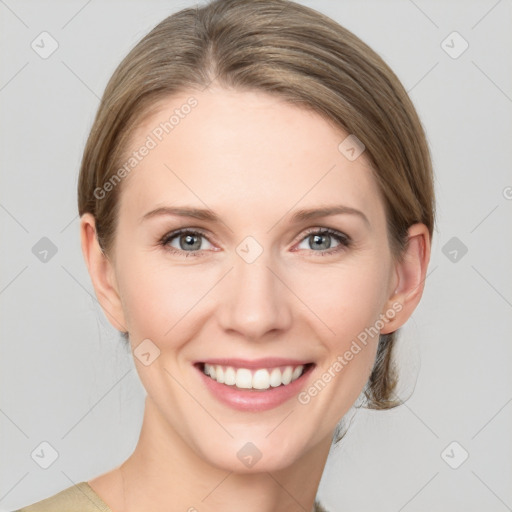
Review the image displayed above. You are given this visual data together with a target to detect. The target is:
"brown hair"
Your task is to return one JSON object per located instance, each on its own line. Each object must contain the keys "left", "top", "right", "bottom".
{"left": 77, "top": 0, "right": 435, "bottom": 420}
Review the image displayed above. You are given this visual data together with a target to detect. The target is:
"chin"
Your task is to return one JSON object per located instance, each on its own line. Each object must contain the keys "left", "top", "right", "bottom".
{"left": 194, "top": 430, "right": 316, "bottom": 474}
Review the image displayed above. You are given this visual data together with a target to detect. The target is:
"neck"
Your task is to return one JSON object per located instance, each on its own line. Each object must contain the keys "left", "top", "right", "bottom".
{"left": 116, "top": 396, "right": 332, "bottom": 512}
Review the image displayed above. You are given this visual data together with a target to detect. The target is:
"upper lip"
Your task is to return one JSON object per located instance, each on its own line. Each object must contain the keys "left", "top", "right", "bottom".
{"left": 196, "top": 358, "right": 313, "bottom": 369}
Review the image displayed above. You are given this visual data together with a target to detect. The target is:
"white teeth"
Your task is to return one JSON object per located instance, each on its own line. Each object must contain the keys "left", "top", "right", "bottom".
{"left": 269, "top": 368, "right": 282, "bottom": 387}
{"left": 202, "top": 363, "right": 306, "bottom": 389}
{"left": 252, "top": 369, "right": 270, "bottom": 390}
{"left": 224, "top": 366, "right": 236, "bottom": 386}
{"left": 235, "top": 368, "right": 253, "bottom": 389}
{"left": 291, "top": 366, "right": 303, "bottom": 380}
{"left": 282, "top": 366, "right": 293, "bottom": 385}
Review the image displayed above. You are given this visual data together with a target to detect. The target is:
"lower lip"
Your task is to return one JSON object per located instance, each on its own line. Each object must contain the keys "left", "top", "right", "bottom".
{"left": 195, "top": 364, "right": 315, "bottom": 412}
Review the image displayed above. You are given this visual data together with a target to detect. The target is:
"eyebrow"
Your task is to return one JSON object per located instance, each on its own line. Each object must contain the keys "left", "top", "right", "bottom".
{"left": 141, "top": 205, "right": 370, "bottom": 227}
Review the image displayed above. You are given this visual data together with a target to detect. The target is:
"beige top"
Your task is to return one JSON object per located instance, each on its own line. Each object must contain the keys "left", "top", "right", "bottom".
{"left": 13, "top": 482, "right": 112, "bottom": 512}
{"left": 13, "top": 482, "right": 329, "bottom": 512}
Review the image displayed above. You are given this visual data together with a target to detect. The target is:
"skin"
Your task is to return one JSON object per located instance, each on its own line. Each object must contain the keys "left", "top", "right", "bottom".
{"left": 81, "top": 86, "right": 431, "bottom": 512}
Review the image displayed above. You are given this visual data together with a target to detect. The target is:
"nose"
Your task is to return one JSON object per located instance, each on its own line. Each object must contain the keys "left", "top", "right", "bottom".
{"left": 216, "top": 250, "right": 293, "bottom": 341}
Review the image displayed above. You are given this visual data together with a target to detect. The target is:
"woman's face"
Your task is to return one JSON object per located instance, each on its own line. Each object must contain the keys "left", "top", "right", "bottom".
{"left": 101, "top": 87, "right": 402, "bottom": 471}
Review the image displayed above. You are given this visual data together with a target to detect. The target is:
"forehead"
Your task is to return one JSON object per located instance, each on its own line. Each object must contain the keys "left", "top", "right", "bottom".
{"left": 118, "top": 87, "right": 383, "bottom": 224}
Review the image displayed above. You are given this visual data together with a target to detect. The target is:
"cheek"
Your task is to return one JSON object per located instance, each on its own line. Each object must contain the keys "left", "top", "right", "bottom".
{"left": 288, "top": 261, "right": 389, "bottom": 426}
{"left": 116, "top": 251, "right": 216, "bottom": 342}
{"left": 292, "top": 259, "right": 390, "bottom": 344}
{"left": 292, "top": 259, "right": 389, "bottom": 387}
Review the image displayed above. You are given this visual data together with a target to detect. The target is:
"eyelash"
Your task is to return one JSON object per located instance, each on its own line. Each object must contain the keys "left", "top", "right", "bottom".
{"left": 158, "top": 227, "right": 352, "bottom": 258}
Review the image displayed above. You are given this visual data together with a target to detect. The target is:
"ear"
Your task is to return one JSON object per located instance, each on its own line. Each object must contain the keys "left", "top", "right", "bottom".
{"left": 380, "top": 223, "right": 431, "bottom": 334}
{"left": 80, "top": 213, "right": 128, "bottom": 333}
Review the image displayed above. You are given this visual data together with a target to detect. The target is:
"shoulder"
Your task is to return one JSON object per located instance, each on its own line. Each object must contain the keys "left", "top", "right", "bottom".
{"left": 12, "top": 482, "right": 112, "bottom": 512}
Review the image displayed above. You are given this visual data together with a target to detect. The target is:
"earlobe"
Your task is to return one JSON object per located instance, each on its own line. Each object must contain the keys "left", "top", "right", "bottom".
{"left": 80, "top": 213, "right": 128, "bottom": 333}
{"left": 380, "top": 223, "right": 431, "bottom": 334}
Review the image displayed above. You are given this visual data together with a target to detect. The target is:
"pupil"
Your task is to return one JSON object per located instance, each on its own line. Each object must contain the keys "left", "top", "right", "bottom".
{"left": 181, "top": 234, "right": 200, "bottom": 250}
{"left": 312, "top": 234, "right": 330, "bottom": 250}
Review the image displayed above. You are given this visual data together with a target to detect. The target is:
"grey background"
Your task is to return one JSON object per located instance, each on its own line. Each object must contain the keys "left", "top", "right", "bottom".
{"left": 1, "top": 1, "right": 511, "bottom": 511}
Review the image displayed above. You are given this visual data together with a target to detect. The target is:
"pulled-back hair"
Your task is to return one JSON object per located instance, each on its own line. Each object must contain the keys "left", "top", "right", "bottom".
{"left": 77, "top": 0, "right": 435, "bottom": 420}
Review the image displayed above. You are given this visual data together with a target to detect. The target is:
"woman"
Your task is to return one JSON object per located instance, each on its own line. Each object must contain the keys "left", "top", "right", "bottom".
{"left": 15, "top": 0, "right": 434, "bottom": 510}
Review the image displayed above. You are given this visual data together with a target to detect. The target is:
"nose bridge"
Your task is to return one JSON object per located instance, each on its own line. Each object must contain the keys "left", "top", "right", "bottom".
{"left": 217, "top": 244, "right": 292, "bottom": 339}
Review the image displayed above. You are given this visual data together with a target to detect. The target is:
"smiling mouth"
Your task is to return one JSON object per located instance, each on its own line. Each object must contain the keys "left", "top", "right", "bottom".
{"left": 195, "top": 362, "right": 315, "bottom": 391}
